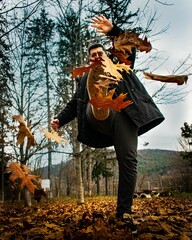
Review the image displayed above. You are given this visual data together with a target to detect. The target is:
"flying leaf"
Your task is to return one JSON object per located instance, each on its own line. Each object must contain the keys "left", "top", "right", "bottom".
{"left": 12, "top": 115, "right": 36, "bottom": 149}
{"left": 5, "top": 162, "right": 40, "bottom": 195}
{"left": 96, "top": 75, "right": 121, "bottom": 88}
{"left": 89, "top": 86, "right": 132, "bottom": 112}
{"left": 107, "top": 47, "right": 132, "bottom": 65}
{"left": 72, "top": 65, "right": 92, "bottom": 78}
{"left": 71, "top": 60, "right": 102, "bottom": 78}
{"left": 101, "top": 54, "right": 131, "bottom": 79}
{"left": 40, "top": 128, "right": 68, "bottom": 144}
{"left": 143, "top": 72, "right": 188, "bottom": 85}
{"left": 114, "top": 30, "right": 152, "bottom": 54}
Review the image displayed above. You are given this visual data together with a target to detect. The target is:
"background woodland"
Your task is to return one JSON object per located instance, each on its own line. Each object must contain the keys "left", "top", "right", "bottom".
{"left": 0, "top": 0, "right": 192, "bottom": 205}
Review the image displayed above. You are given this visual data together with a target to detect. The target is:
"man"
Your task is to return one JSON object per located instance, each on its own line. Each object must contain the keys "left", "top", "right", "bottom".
{"left": 51, "top": 15, "right": 164, "bottom": 233}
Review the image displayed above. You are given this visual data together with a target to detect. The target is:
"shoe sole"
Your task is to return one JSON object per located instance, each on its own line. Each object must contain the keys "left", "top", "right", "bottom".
{"left": 87, "top": 65, "right": 109, "bottom": 120}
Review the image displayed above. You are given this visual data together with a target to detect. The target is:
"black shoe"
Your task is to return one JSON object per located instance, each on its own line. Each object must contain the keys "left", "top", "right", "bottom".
{"left": 118, "top": 213, "right": 137, "bottom": 234}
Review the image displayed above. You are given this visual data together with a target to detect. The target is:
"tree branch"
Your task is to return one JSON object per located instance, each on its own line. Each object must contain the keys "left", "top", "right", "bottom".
{"left": 155, "top": 0, "right": 174, "bottom": 6}
{"left": 0, "top": 0, "right": 43, "bottom": 39}
{"left": 0, "top": 0, "right": 41, "bottom": 14}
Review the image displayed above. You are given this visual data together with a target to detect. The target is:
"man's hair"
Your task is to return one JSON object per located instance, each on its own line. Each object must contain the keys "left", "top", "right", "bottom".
{"left": 88, "top": 43, "right": 105, "bottom": 55}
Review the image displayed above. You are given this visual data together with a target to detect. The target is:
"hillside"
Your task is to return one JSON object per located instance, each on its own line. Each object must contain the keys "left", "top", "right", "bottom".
{"left": 39, "top": 149, "right": 179, "bottom": 178}
{"left": 137, "top": 149, "right": 178, "bottom": 175}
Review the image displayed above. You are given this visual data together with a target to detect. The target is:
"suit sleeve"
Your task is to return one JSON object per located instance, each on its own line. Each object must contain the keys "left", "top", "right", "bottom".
{"left": 55, "top": 91, "right": 77, "bottom": 128}
{"left": 107, "top": 25, "right": 136, "bottom": 69}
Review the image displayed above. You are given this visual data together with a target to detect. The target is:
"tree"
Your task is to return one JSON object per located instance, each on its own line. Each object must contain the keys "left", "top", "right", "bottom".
{"left": 0, "top": 9, "right": 13, "bottom": 202}
{"left": 176, "top": 122, "right": 192, "bottom": 192}
{"left": 87, "top": 0, "right": 139, "bottom": 28}
{"left": 54, "top": 1, "right": 93, "bottom": 204}
{"left": 26, "top": 8, "right": 56, "bottom": 180}
{"left": 180, "top": 122, "right": 192, "bottom": 166}
{"left": 7, "top": 5, "right": 47, "bottom": 164}
{"left": 0, "top": 11, "right": 12, "bottom": 115}
{"left": 4, "top": 4, "right": 57, "bottom": 205}
{"left": 92, "top": 151, "right": 114, "bottom": 195}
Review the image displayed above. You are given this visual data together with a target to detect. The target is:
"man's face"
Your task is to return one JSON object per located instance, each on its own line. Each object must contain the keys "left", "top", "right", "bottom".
{"left": 89, "top": 47, "right": 106, "bottom": 62}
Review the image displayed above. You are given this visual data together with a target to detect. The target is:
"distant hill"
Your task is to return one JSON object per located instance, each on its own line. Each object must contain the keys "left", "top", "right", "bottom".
{"left": 137, "top": 149, "right": 179, "bottom": 175}
{"left": 39, "top": 149, "right": 179, "bottom": 178}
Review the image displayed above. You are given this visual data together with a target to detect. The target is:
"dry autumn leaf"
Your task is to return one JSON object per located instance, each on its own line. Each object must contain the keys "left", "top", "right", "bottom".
{"left": 143, "top": 72, "right": 188, "bottom": 85}
{"left": 12, "top": 115, "right": 36, "bottom": 149}
{"left": 107, "top": 47, "right": 132, "bottom": 65}
{"left": 71, "top": 59, "right": 102, "bottom": 78}
{"left": 0, "top": 197, "right": 191, "bottom": 239}
{"left": 96, "top": 75, "right": 121, "bottom": 88}
{"left": 5, "top": 162, "right": 40, "bottom": 195}
{"left": 114, "top": 30, "right": 152, "bottom": 54}
{"left": 40, "top": 128, "right": 68, "bottom": 144}
{"left": 89, "top": 87, "right": 132, "bottom": 112}
{"left": 101, "top": 54, "right": 131, "bottom": 80}
{"left": 72, "top": 65, "right": 92, "bottom": 78}
{"left": 87, "top": 64, "right": 132, "bottom": 118}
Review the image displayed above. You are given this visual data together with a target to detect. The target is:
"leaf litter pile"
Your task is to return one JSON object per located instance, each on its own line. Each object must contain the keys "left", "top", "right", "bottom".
{"left": 0, "top": 196, "right": 191, "bottom": 240}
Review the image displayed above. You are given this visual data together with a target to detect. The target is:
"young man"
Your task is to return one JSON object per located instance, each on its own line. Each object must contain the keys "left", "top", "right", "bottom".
{"left": 51, "top": 15, "right": 164, "bottom": 233}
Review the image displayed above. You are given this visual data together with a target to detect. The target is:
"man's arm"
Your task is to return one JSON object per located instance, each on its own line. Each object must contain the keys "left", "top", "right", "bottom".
{"left": 51, "top": 92, "right": 78, "bottom": 130}
{"left": 91, "top": 15, "right": 114, "bottom": 34}
{"left": 91, "top": 15, "right": 136, "bottom": 68}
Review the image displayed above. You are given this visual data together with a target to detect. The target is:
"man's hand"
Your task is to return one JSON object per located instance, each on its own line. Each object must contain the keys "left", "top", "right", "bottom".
{"left": 91, "top": 15, "right": 113, "bottom": 34}
{"left": 51, "top": 119, "right": 60, "bottom": 131}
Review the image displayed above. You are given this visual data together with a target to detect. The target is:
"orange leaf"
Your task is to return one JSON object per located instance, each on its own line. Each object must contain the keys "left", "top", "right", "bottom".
{"left": 114, "top": 30, "right": 152, "bottom": 54}
{"left": 20, "top": 174, "right": 38, "bottom": 194}
{"left": 143, "top": 72, "right": 188, "bottom": 85}
{"left": 107, "top": 47, "right": 132, "bottom": 65}
{"left": 12, "top": 115, "right": 36, "bottom": 149}
{"left": 41, "top": 128, "right": 68, "bottom": 144}
{"left": 101, "top": 54, "right": 131, "bottom": 80}
{"left": 96, "top": 75, "right": 121, "bottom": 88}
{"left": 71, "top": 60, "right": 102, "bottom": 78}
{"left": 5, "top": 162, "right": 23, "bottom": 178}
{"left": 72, "top": 65, "right": 92, "bottom": 78}
{"left": 89, "top": 87, "right": 132, "bottom": 112}
{"left": 5, "top": 162, "right": 40, "bottom": 195}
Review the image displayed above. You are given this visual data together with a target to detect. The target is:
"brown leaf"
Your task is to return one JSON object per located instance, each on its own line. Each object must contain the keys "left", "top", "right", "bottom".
{"left": 107, "top": 47, "right": 132, "bottom": 65}
{"left": 89, "top": 87, "right": 132, "bottom": 112}
{"left": 20, "top": 175, "right": 38, "bottom": 194}
{"left": 72, "top": 65, "right": 92, "bottom": 78}
{"left": 114, "top": 30, "right": 152, "bottom": 54}
{"left": 22, "top": 164, "right": 31, "bottom": 175}
{"left": 96, "top": 75, "right": 121, "bottom": 88}
{"left": 5, "top": 162, "right": 24, "bottom": 179}
{"left": 159, "top": 222, "right": 175, "bottom": 236}
{"left": 41, "top": 128, "right": 68, "bottom": 144}
{"left": 1, "top": 197, "right": 192, "bottom": 239}
{"left": 71, "top": 60, "right": 101, "bottom": 78}
{"left": 5, "top": 162, "right": 40, "bottom": 195}
{"left": 44, "top": 222, "right": 63, "bottom": 231}
{"left": 12, "top": 115, "right": 36, "bottom": 149}
{"left": 101, "top": 54, "right": 131, "bottom": 80}
{"left": 143, "top": 72, "right": 188, "bottom": 85}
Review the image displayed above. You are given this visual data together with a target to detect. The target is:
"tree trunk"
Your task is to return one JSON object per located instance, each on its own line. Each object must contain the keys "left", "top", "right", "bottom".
{"left": 66, "top": 176, "right": 71, "bottom": 196}
{"left": 23, "top": 187, "right": 32, "bottom": 207}
{"left": 75, "top": 141, "right": 84, "bottom": 204}
{"left": 1, "top": 143, "right": 5, "bottom": 202}
{"left": 96, "top": 177, "right": 100, "bottom": 195}
{"left": 105, "top": 176, "right": 108, "bottom": 195}
{"left": 87, "top": 148, "right": 92, "bottom": 197}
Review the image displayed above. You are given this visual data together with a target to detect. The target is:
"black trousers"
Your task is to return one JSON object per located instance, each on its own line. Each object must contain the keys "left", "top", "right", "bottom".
{"left": 86, "top": 104, "right": 138, "bottom": 215}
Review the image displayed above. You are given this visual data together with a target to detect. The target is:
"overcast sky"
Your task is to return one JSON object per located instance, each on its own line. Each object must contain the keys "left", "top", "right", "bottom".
{"left": 131, "top": 0, "right": 192, "bottom": 151}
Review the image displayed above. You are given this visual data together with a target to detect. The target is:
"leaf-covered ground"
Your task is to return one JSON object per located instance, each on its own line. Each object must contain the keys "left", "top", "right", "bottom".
{"left": 0, "top": 196, "right": 191, "bottom": 240}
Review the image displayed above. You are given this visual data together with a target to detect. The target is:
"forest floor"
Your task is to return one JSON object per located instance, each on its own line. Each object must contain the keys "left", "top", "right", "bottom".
{"left": 0, "top": 196, "right": 191, "bottom": 240}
